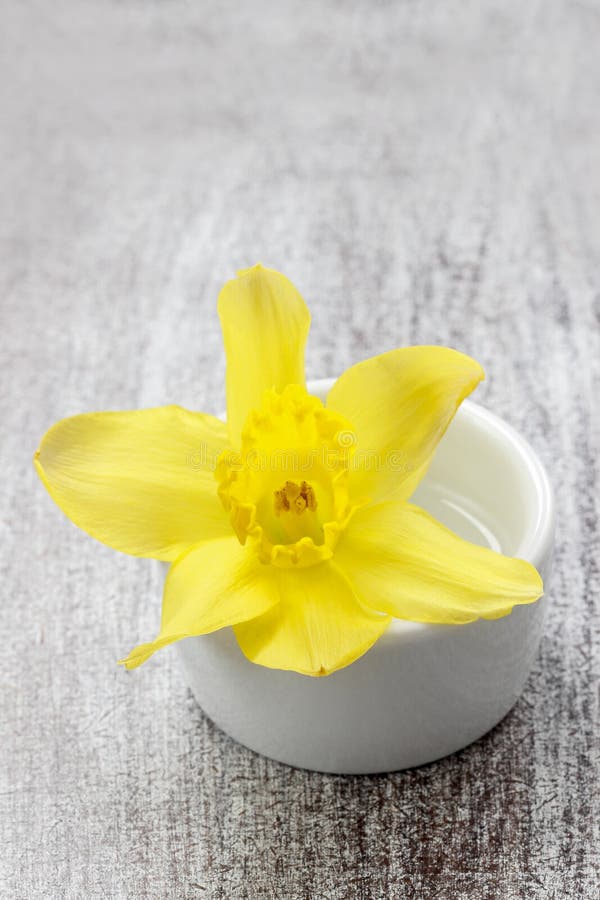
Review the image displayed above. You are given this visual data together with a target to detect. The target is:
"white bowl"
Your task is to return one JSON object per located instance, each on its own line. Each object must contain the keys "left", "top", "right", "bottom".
{"left": 176, "top": 380, "right": 555, "bottom": 773}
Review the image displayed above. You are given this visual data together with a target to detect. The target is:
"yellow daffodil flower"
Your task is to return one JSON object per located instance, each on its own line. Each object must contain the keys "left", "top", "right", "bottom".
{"left": 34, "top": 265, "right": 543, "bottom": 676}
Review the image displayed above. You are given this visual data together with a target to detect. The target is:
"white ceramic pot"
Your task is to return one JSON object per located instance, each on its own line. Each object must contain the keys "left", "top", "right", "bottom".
{"left": 175, "top": 380, "right": 555, "bottom": 773}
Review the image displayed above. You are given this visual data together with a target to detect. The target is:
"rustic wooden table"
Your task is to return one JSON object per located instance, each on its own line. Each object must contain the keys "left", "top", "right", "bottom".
{"left": 2, "top": 2, "right": 599, "bottom": 897}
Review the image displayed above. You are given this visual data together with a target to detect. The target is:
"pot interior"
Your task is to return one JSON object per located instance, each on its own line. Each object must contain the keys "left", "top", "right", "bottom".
{"left": 308, "top": 380, "right": 548, "bottom": 564}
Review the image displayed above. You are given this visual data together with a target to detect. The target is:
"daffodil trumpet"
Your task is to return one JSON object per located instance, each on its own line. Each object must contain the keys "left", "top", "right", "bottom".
{"left": 35, "top": 265, "right": 543, "bottom": 677}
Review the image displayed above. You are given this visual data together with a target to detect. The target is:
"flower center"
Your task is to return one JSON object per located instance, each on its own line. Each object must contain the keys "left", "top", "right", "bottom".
{"left": 216, "top": 385, "right": 357, "bottom": 568}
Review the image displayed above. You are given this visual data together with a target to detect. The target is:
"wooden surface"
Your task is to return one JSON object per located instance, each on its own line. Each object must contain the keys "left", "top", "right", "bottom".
{"left": 1, "top": 2, "right": 599, "bottom": 897}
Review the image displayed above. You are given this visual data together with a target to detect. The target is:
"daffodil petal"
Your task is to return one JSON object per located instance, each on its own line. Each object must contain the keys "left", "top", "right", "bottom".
{"left": 233, "top": 562, "right": 391, "bottom": 676}
{"left": 335, "top": 501, "right": 543, "bottom": 624}
{"left": 35, "top": 406, "right": 231, "bottom": 561}
{"left": 327, "top": 346, "right": 484, "bottom": 503}
{"left": 120, "top": 536, "right": 281, "bottom": 668}
{"left": 218, "top": 264, "right": 311, "bottom": 442}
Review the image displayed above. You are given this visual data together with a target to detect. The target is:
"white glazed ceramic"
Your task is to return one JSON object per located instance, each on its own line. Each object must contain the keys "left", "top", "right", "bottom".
{"left": 175, "top": 380, "right": 555, "bottom": 773}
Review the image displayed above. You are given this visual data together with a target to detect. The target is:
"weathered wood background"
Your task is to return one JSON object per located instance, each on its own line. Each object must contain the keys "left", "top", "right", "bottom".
{"left": 1, "top": 1, "right": 599, "bottom": 897}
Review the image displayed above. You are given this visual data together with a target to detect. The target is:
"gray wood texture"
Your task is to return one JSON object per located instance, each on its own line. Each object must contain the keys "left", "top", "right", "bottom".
{"left": 1, "top": 1, "right": 599, "bottom": 897}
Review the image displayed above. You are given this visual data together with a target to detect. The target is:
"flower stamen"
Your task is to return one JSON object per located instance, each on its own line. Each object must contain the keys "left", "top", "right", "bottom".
{"left": 274, "top": 480, "right": 317, "bottom": 516}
